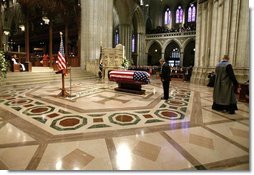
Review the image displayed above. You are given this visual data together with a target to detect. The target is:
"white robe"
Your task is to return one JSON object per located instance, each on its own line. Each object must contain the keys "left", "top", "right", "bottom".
{"left": 12, "top": 58, "right": 25, "bottom": 71}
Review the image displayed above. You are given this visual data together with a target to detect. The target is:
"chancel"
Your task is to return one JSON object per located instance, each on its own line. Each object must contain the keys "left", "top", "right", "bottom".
{"left": 0, "top": 0, "right": 250, "bottom": 171}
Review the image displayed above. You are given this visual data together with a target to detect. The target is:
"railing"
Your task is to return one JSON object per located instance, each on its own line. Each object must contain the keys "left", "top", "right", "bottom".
{"left": 146, "top": 31, "right": 196, "bottom": 39}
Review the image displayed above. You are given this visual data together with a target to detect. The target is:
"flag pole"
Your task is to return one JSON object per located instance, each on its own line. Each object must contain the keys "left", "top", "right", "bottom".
{"left": 57, "top": 31, "right": 70, "bottom": 97}
{"left": 70, "top": 65, "right": 72, "bottom": 96}
{"left": 69, "top": 56, "right": 76, "bottom": 98}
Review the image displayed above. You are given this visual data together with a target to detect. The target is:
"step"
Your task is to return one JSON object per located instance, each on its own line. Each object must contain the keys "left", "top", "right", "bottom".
{"left": 1, "top": 69, "right": 98, "bottom": 87}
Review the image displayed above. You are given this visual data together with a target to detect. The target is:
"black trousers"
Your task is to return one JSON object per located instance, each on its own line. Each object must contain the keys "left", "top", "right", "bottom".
{"left": 162, "top": 80, "right": 170, "bottom": 99}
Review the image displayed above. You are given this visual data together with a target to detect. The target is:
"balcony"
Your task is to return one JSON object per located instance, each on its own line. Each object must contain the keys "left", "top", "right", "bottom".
{"left": 146, "top": 31, "right": 196, "bottom": 39}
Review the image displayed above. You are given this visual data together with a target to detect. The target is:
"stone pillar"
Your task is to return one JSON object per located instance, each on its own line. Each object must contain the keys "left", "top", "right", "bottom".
{"left": 205, "top": 0, "right": 213, "bottom": 68}
{"left": 231, "top": 0, "right": 249, "bottom": 68}
{"left": 137, "top": 32, "right": 146, "bottom": 65}
{"left": 214, "top": 0, "right": 224, "bottom": 63}
{"left": 119, "top": 24, "right": 132, "bottom": 61}
{"left": 161, "top": 52, "right": 165, "bottom": 61}
{"left": 192, "top": 0, "right": 249, "bottom": 85}
{"left": 210, "top": 0, "right": 218, "bottom": 66}
{"left": 194, "top": 4, "right": 202, "bottom": 68}
{"left": 180, "top": 50, "right": 184, "bottom": 67}
{"left": 80, "top": 0, "right": 113, "bottom": 73}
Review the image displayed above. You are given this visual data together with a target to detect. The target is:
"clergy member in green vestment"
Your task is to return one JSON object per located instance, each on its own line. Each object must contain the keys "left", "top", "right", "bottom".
{"left": 212, "top": 55, "right": 240, "bottom": 114}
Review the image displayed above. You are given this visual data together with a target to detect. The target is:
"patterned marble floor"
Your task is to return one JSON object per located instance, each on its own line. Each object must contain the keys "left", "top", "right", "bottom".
{"left": 0, "top": 77, "right": 250, "bottom": 171}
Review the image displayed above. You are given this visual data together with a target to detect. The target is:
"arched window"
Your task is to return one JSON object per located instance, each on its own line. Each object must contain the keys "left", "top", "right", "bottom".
{"left": 188, "top": 4, "right": 196, "bottom": 22}
{"left": 114, "top": 29, "right": 119, "bottom": 47}
{"left": 176, "top": 6, "right": 183, "bottom": 23}
{"left": 164, "top": 8, "right": 171, "bottom": 25}
{"left": 131, "top": 34, "right": 135, "bottom": 53}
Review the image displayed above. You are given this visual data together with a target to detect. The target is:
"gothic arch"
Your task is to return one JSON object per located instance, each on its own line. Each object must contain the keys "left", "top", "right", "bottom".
{"left": 113, "top": 7, "right": 120, "bottom": 28}
{"left": 182, "top": 37, "right": 195, "bottom": 50}
{"left": 147, "top": 41, "right": 162, "bottom": 66}
{"left": 132, "top": 6, "right": 146, "bottom": 65}
{"left": 133, "top": 6, "right": 145, "bottom": 34}
{"left": 183, "top": 39, "right": 195, "bottom": 67}
{"left": 164, "top": 40, "right": 181, "bottom": 65}
{"left": 162, "top": 38, "right": 182, "bottom": 53}
{"left": 146, "top": 40, "right": 163, "bottom": 53}
{"left": 146, "top": 18, "right": 153, "bottom": 34}
{"left": 114, "top": 0, "right": 131, "bottom": 24}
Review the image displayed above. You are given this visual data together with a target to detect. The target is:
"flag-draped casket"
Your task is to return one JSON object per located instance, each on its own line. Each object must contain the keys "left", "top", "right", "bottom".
{"left": 109, "top": 70, "right": 150, "bottom": 94}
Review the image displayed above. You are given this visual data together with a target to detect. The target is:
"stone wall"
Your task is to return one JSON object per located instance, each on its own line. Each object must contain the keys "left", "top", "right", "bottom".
{"left": 191, "top": 0, "right": 249, "bottom": 85}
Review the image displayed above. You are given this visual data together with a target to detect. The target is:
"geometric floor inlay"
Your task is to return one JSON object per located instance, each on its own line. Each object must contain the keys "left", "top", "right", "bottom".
{"left": 61, "top": 149, "right": 95, "bottom": 170}
{"left": 132, "top": 141, "right": 161, "bottom": 161}
{"left": 0, "top": 83, "right": 192, "bottom": 134}
{"left": 0, "top": 77, "right": 250, "bottom": 170}
{"left": 230, "top": 127, "right": 249, "bottom": 138}
{"left": 189, "top": 133, "right": 215, "bottom": 150}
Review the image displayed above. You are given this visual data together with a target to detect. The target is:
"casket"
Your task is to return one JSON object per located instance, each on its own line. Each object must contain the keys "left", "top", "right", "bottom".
{"left": 109, "top": 70, "right": 150, "bottom": 94}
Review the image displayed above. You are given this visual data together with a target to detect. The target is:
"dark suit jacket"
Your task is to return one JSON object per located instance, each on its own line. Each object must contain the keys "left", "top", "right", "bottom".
{"left": 160, "top": 63, "right": 171, "bottom": 81}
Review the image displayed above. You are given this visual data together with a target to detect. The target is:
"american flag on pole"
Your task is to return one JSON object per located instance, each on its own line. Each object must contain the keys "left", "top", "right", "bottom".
{"left": 57, "top": 32, "right": 66, "bottom": 71}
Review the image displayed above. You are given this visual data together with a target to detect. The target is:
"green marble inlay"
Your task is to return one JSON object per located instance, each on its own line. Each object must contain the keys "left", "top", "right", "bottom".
{"left": 33, "top": 117, "right": 47, "bottom": 124}
{"left": 0, "top": 100, "right": 4, "bottom": 103}
{"left": 160, "top": 104, "right": 167, "bottom": 108}
{"left": 169, "top": 106, "right": 178, "bottom": 110}
{"left": 145, "top": 119, "right": 163, "bottom": 123}
{"left": 58, "top": 109, "right": 71, "bottom": 114}
{"left": 50, "top": 115, "right": 87, "bottom": 131}
{"left": 88, "top": 114, "right": 106, "bottom": 117}
{"left": 135, "top": 111, "right": 150, "bottom": 114}
{"left": 35, "top": 101, "right": 44, "bottom": 105}
{"left": 4, "top": 101, "right": 11, "bottom": 106}
{"left": 180, "top": 107, "right": 187, "bottom": 113}
{"left": 88, "top": 124, "right": 111, "bottom": 129}
{"left": 184, "top": 98, "right": 189, "bottom": 102}
{"left": 12, "top": 107, "right": 22, "bottom": 111}
{"left": 108, "top": 113, "right": 141, "bottom": 126}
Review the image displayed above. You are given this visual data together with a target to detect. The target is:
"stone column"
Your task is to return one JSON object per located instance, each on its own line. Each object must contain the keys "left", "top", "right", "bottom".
{"left": 200, "top": 2, "right": 209, "bottom": 68}
{"left": 210, "top": 0, "right": 218, "bottom": 66}
{"left": 180, "top": 50, "right": 184, "bottom": 67}
{"left": 137, "top": 32, "right": 146, "bottom": 65}
{"left": 194, "top": 4, "right": 202, "bottom": 68}
{"left": 230, "top": 0, "right": 249, "bottom": 68}
{"left": 192, "top": 0, "right": 249, "bottom": 85}
{"left": 80, "top": 0, "right": 113, "bottom": 73}
{"left": 161, "top": 52, "right": 165, "bottom": 61}
{"left": 205, "top": 0, "right": 213, "bottom": 68}
{"left": 119, "top": 24, "right": 132, "bottom": 61}
{"left": 214, "top": 0, "right": 224, "bottom": 63}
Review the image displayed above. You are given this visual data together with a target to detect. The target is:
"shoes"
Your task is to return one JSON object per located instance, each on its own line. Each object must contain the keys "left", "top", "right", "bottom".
{"left": 161, "top": 97, "right": 169, "bottom": 100}
{"left": 229, "top": 111, "right": 235, "bottom": 114}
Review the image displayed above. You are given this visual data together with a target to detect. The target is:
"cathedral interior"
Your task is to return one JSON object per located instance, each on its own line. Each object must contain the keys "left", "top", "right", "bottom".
{"left": 0, "top": 0, "right": 250, "bottom": 172}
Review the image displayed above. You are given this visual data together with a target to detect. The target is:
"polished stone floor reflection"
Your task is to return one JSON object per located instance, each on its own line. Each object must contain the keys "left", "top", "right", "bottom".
{"left": 0, "top": 73, "right": 249, "bottom": 170}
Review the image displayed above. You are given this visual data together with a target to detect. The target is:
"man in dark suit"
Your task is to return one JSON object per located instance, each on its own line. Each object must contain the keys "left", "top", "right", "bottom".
{"left": 159, "top": 58, "right": 171, "bottom": 100}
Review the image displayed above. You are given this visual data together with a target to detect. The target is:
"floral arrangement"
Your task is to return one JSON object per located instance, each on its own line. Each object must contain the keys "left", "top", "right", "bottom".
{"left": 0, "top": 51, "right": 7, "bottom": 79}
{"left": 121, "top": 57, "right": 133, "bottom": 69}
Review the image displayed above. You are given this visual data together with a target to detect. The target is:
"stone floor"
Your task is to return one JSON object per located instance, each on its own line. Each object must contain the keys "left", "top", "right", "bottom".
{"left": 0, "top": 76, "right": 250, "bottom": 171}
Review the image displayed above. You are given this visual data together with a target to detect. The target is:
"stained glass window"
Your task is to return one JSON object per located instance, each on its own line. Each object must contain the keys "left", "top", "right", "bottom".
{"left": 114, "top": 29, "right": 119, "bottom": 46}
{"left": 188, "top": 4, "right": 196, "bottom": 22}
{"left": 132, "top": 34, "right": 135, "bottom": 53}
{"left": 176, "top": 6, "right": 183, "bottom": 23}
{"left": 164, "top": 8, "right": 171, "bottom": 25}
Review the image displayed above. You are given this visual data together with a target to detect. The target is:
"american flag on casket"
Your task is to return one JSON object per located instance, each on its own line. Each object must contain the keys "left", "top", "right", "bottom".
{"left": 109, "top": 70, "right": 150, "bottom": 84}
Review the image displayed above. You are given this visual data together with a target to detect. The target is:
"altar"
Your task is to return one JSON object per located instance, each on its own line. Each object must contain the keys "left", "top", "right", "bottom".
{"left": 101, "top": 44, "right": 125, "bottom": 80}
